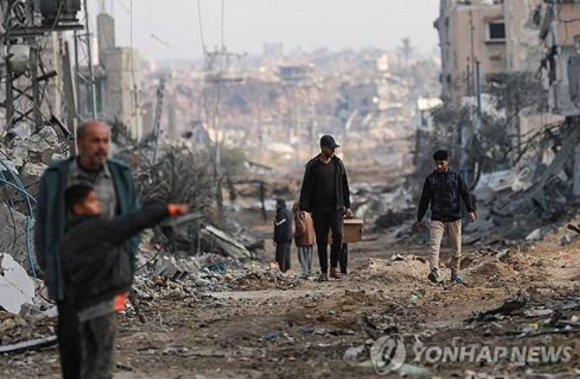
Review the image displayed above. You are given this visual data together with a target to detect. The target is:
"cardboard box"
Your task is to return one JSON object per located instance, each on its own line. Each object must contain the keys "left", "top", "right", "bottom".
{"left": 328, "top": 219, "right": 364, "bottom": 244}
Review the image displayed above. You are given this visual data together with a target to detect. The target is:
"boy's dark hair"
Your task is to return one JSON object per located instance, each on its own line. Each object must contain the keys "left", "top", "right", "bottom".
{"left": 433, "top": 150, "right": 449, "bottom": 161}
{"left": 276, "top": 198, "right": 286, "bottom": 210}
{"left": 65, "top": 184, "right": 94, "bottom": 213}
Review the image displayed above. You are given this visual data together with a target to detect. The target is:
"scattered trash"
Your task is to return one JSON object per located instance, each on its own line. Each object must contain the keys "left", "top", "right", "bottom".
{"left": 392, "top": 254, "right": 405, "bottom": 262}
{"left": 526, "top": 229, "right": 543, "bottom": 241}
{"left": 299, "top": 328, "right": 356, "bottom": 337}
{"left": 468, "top": 297, "right": 529, "bottom": 322}
{"left": 566, "top": 224, "right": 580, "bottom": 235}
{"left": 524, "top": 309, "right": 554, "bottom": 318}
{"left": 398, "top": 363, "right": 431, "bottom": 376}
{"left": 343, "top": 345, "right": 365, "bottom": 360}
{"left": 409, "top": 294, "right": 419, "bottom": 305}
{"left": 0, "top": 335, "right": 57, "bottom": 354}
{"left": 465, "top": 370, "right": 509, "bottom": 379}
{"left": 259, "top": 332, "right": 282, "bottom": 342}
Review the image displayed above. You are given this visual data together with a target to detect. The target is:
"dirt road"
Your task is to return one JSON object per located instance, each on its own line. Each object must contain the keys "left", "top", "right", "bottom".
{"left": 1, "top": 230, "right": 579, "bottom": 379}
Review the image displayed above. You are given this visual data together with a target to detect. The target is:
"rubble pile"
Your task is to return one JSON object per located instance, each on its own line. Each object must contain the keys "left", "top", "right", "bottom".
{"left": 223, "top": 266, "right": 299, "bottom": 291}
{"left": 467, "top": 293, "right": 580, "bottom": 338}
{"left": 352, "top": 182, "right": 414, "bottom": 226}
{"left": 461, "top": 247, "right": 556, "bottom": 286}
{"left": 1, "top": 126, "right": 65, "bottom": 194}
{"left": 0, "top": 311, "right": 54, "bottom": 347}
{"left": 0, "top": 205, "right": 28, "bottom": 267}
{"left": 135, "top": 252, "right": 298, "bottom": 296}
{"left": 467, "top": 122, "right": 580, "bottom": 242}
{"left": 0, "top": 126, "right": 64, "bottom": 271}
{"left": 350, "top": 256, "right": 427, "bottom": 284}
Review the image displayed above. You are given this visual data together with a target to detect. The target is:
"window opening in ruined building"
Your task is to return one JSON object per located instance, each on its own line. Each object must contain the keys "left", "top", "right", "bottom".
{"left": 488, "top": 22, "right": 506, "bottom": 41}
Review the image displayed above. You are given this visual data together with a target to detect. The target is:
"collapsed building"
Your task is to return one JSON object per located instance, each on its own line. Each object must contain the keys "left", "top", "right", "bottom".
{"left": 434, "top": 0, "right": 559, "bottom": 169}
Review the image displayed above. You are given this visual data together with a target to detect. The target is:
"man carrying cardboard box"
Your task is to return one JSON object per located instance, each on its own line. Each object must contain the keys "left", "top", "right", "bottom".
{"left": 299, "top": 135, "right": 353, "bottom": 281}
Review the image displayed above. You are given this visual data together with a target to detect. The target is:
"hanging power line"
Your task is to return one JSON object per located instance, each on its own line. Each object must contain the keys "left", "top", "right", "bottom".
{"left": 196, "top": 0, "right": 206, "bottom": 54}
{"left": 129, "top": 0, "right": 139, "bottom": 136}
{"left": 221, "top": 0, "right": 225, "bottom": 49}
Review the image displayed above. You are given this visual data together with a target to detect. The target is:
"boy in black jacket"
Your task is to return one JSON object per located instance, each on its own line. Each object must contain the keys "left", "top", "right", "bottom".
{"left": 62, "top": 184, "right": 188, "bottom": 379}
{"left": 273, "top": 199, "right": 293, "bottom": 273}
{"left": 415, "top": 150, "right": 476, "bottom": 284}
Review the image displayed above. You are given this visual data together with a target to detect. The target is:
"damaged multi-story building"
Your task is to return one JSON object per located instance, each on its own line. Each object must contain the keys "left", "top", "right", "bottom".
{"left": 436, "top": 0, "right": 544, "bottom": 103}
{"left": 435, "top": 0, "right": 557, "bottom": 165}
{"left": 437, "top": 0, "right": 506, "bottom": 104}
{"left": 539, "top": 0, "right": 580, "bottom": 196}
{"left": 77, "top": 10, "right": 144, "bottom": 140}
{"left": 540, "top": 0, "right": 580, "bottom": 117}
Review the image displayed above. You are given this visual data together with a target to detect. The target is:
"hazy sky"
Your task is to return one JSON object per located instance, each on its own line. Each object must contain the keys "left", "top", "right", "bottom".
{"left": 91, "top": 0, "right": 440, "bottom": 60}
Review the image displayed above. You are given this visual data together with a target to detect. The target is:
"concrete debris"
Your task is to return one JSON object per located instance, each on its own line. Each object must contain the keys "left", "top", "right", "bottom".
{"left": 354, "top": 183, "right": 413, "bottom": 225}
{"left": 224, "top": 266, "right": 299, "bottom": 291}
{"left": 201, "top": 226, "right": 253, "bottom": 260}
{"left": 9, "top": 146, "right": 28, "bottom": 170}
{"left": 0, "top": 253, "right": 35, "bottom": 314}
{"left": 36, "top": 126, "right": 59, "bottom": 147}
{"left": 0, "top": 313, "right": 27, "bottom": 334}
{"left": 19, "top": 162, "right": 47, "bottom": 197}
{"left": 19, "top": 279, "right": 57, "bottom": 322}
{"left": 129, "top": 254, "right": 300, "bottom": 304}
{"left": 154, "top": 256, "right": 199, "bottom": 281}
{"left": 0, "top": 204, "right": 27, "bottom": 267}
{"left": 12, "top": 134, "right": 54, "bottom": 165}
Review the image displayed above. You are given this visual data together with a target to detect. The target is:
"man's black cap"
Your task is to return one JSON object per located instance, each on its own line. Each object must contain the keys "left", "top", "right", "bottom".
{"left": 320, "top": 135, "right": 339, "bottom": 148}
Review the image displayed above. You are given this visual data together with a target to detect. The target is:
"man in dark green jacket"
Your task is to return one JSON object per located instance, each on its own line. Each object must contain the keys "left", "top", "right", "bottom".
{"left": 34, "top": 120, "right": 140, "bottom": 379}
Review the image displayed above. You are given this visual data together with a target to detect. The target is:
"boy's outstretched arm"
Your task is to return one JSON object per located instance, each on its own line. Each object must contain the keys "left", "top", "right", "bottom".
{"left": 106, "top": 203, "right": 189, "bottom": 245}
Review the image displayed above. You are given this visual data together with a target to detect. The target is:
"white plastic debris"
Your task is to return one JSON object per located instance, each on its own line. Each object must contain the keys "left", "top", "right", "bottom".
{"left": 0, "top": 253, "right": 35, "bottom": 314}
{"left": 525, "top": 228, "right": 542, "bottom": 241}
{"left": 344, "top": 345, "right": 365, "bottom": 360}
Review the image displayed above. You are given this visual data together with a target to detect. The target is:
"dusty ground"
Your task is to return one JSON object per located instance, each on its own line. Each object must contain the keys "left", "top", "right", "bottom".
{"left": 1, "top": 164, "right": 580, "bottom": 379}
{"left": 1, "top": 226, "right": 579, "bottom": 379}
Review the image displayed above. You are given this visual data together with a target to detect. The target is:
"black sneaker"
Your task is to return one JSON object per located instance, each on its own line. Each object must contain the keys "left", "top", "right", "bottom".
{"left": 316, "top": 273, "right": 329, "bottom": 282}
{"left": 428, "top": 268, "right": 440, "bottom": 283}
{"left": 451, "top": 272, "right": 469, "bottom": 286}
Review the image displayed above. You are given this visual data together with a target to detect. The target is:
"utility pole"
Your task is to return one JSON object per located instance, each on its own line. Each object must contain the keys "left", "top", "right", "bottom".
{"left": 203, "top": 46, "right": 244, "bottom": 211}
{"left": 75, "top": 0, "right": 98, "bottom": 123}
{"left": 62, "top": 41, "right": 78, "bottom": 155}
{"left": 1, "top": 0, "right": 82, "bottom": 134}
{"left": 152, "top": 75, "right": 167, "bottom": 164}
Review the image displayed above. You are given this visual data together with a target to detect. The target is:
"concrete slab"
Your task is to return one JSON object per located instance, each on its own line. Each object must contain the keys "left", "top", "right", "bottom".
{"left": 0, "top": 253, "right": 35, "bottom": 314}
